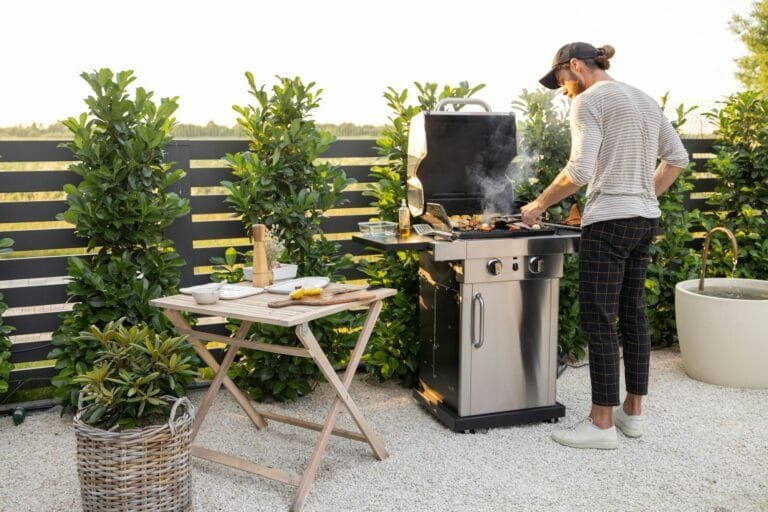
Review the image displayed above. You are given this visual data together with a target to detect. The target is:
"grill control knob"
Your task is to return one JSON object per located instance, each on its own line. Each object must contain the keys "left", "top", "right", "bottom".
{"left": 529, "top": 256, "right": 544, "bottom": 274}
{"left": 486, "top": 258, "right": 503, "bottom": 276}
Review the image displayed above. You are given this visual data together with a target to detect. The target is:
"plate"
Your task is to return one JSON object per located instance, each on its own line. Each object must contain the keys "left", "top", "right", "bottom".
{"left": 264, "top": 277, "right": 330, "bottom": 294}
{"left": 180, "top": 283, "right": 264, "bottom": 300}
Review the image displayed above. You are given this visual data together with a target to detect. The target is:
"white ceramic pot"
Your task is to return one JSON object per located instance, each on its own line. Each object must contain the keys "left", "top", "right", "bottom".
{"left": 243, "top": 263, "right": 297, "bottom": 282}
{"left": 675, "top": 278, "right": 768, "bottom": 388}
{"left": 272, "top": 263, "right": 298, "bottom": 281}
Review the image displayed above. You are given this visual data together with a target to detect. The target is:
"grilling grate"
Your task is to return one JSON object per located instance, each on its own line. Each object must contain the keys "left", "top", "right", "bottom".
{"left": 413, "top": 224, "right": 454, "bottom": 238}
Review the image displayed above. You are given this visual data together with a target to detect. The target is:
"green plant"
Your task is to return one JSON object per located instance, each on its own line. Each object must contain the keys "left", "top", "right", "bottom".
{"left": 512, "top": 88, "right": 585, "bottom": 359}
{"left": 512, "top": 88, "right": 577, "bottom": 221}
{"left": 73, "top": 318, "right": 198, "bottom": 430}
{"left": 730, "top": 1, "right": 768, "bottom": 92}
{"left": 645, "top": 94, "right": 701, "bottom": 346}
{"left": 359, "top": 81, "right": 484, "bottom": 386}
{"left": 219, "top": 74, "right": 358, "bottom": 401}
{"left": 512, "top": 90, "right": 704, "bottom": 353}
{"left": 0, "top": 237, "right": 15, "bottom": 395}
{"left": 701, "top": 91, "right": 768, "bottom": 279}
{"left": 49, "top": 69, "right": 191, "bottom": 407}
{"left": 264, "top": 226, "right": 286, "bottom": 268}
{"left": 211, "top": 227, "right": 286, "bottom": 282}
{"left": 210, "top": 247, "right": 246, "bottom": 284}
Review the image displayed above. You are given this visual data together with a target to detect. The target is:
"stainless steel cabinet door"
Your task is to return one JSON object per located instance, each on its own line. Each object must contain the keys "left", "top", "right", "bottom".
{"left": 463, "top": 279, "right": 558, "bottom": 415}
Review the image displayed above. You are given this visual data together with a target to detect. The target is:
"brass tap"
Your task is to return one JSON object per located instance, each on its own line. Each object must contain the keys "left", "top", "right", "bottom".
{"left": 699, "top": 227, "right": 739, "bottom": 292}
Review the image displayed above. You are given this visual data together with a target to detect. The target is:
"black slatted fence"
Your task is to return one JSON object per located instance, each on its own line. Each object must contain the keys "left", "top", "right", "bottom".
{"left": 0, "top": 138, "right": 381, "bottom": 391}
{"left": 0, "top": 137, "right": 716, "bottom": 392}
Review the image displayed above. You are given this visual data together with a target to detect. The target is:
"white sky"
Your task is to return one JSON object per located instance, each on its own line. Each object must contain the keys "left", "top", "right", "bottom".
{"left": 0, "top": 0, "right": 754, "bottom": 132}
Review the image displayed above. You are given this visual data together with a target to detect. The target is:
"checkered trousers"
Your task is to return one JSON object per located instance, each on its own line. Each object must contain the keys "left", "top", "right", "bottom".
{"left": 579, "top": 217, "right": 658, "bottom": 406}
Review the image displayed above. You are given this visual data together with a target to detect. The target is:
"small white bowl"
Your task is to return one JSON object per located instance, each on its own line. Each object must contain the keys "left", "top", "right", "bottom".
{"left": 191, "top": 283, "right": 222, "bottom": 304}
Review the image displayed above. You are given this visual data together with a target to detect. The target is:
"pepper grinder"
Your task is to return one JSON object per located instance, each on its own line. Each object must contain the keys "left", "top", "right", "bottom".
{"left": 251, "top": 224, "right": 272, "bottom": 287}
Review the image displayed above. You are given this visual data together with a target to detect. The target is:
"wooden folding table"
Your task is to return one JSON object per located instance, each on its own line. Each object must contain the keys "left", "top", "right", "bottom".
{"left": 150, "top": 285, "right": 396, "bottom": 511}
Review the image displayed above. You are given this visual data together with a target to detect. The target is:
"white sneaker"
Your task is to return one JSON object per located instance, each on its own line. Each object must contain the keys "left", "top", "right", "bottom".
{"left": 614, "top": 407, "right": 644, "bottom": 438}
{"left": 551, "top": 418, "right": 618, "bottom": 449}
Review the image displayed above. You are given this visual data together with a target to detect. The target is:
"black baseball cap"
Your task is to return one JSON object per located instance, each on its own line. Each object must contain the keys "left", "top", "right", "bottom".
{"left": 539, "top": 42, "right": 599, "bottom": 89}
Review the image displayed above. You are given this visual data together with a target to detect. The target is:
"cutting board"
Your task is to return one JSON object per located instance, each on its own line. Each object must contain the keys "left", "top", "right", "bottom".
{"left": 268, "top": 291, "right": 376, "bottom": 308}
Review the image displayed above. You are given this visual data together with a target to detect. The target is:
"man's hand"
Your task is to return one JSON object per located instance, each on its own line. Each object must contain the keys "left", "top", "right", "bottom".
{"left": 520, "top": 199, "right": 545, "bottom": 226}
{"left": 520, "top": 169, "right": 581, "bottom": 226}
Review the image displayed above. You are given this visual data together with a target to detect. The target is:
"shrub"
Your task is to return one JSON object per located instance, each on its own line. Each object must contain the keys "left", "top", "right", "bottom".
{"left": 702, "top": 91, "right": 768, "bottom": 279}
{"left": 513, "top": 91, "right": 701, "bottom": 353}
{"left": 49, "top": 69, "right": 191, "bottom": 407}
{"left": 221, "top": 74, "right": 358, "bottom": 401}
{"left": 645, "top": 94, "right": 701, "bottom": 346}
{"left": 358, "top": 81, "right": 485, "bottom": 386}
{"left": 73, "top": 318, "right": 198, "bottom": 430}
{"left": 0, "top": 238, "right": 14, "bottom": 395}
{"left": 512, "top": 89, "right": 585, "bottom": 359}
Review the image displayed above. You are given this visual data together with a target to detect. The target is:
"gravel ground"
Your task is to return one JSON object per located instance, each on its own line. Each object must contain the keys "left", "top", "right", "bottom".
{"left": 2, "top": 347, "right": 767, "bottom": 512}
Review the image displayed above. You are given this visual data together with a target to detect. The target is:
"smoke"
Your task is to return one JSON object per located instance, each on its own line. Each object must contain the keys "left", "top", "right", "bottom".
{"left": 466, "top": 122, "right": 538, "bottom": 219}
{"left": 469, "top": 165, "right": 516, "bottom": 219}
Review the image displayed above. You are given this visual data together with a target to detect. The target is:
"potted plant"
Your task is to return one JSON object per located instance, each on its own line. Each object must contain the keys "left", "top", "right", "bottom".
{"left": 49, "top": 68, "right": 191, "bottom": 408}
{"left": 241, "top": 226, "right": 297, "bottom": 282}
{"left": 264, "top": 227, "right": 297, "bottom": 280}
{"left": 72, "top": 318, "right": 198, "bottom": 512}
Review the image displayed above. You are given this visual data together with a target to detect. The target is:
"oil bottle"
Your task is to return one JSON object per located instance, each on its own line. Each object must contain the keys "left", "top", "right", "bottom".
{"left": 398, "top": 199, "right": 411, "bottom": 238}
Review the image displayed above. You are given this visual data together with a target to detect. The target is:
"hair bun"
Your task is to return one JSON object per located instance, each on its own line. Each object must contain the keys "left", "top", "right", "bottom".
{"left": 600, "top": 45, "right": 616, "bottom": 59}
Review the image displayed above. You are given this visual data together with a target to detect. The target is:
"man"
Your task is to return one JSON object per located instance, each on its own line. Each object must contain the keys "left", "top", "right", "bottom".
{"left": 520, "top": 42, "right": 689, "bottom": 449}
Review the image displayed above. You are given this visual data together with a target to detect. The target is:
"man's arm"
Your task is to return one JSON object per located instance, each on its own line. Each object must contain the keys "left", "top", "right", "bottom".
{"left": 654, "top": 161, "right": 685, "bottom": 196}
{"left": 520, "top": 169, "right": 581, "bottom": 225}
{"left": 655, "top": 113, "right": 688, "bottom": 196}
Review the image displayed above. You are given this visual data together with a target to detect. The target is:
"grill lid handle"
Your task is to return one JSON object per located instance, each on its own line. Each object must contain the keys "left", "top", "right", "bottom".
{"left": 435, "top": 97, "right": 492, "bottom": 112}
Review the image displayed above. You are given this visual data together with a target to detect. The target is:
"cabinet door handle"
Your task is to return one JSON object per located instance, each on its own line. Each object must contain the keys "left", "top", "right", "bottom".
{"left": 471, "top": 292, "right": 485, "bottom": 348}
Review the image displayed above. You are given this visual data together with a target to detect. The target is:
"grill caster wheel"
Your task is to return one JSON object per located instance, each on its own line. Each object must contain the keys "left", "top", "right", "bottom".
{"left": 544, "top": 417, "right": 559, "bottom": 423}
{"left": 462, "top": 428, "right": 489, "bottom": 434}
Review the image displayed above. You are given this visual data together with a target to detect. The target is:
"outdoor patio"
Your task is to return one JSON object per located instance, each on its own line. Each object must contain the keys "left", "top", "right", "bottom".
{"left": 3, "top": 347, "right": 766, "bottom": 512}
{"left": 1, "top": 66, "right": 766, "bottom": 512}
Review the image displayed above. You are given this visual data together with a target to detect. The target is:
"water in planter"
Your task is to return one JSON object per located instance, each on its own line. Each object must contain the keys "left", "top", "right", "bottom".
{"left": 695, "top": 286, "right": 768, "bottom": 300}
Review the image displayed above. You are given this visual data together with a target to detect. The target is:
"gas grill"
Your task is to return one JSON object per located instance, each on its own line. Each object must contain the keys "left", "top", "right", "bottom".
{"left": 354, "top": 99, "right": 579, "bottom": 432}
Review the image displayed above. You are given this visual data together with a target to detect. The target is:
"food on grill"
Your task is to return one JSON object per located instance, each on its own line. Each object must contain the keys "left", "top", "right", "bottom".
{"left": 420, "top": 203, "right": 556, "bottom": 238}
{"left": 564, "top": 204, "right": 581, "bottom": 226}
{"left": 450, "top": 214, "right": 471, "bottom": 229}
{"left": 446, "top": 213, "right": 544, "bottom": 233}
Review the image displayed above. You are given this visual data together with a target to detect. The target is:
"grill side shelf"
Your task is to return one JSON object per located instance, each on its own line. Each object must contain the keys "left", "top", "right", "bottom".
{"left": 352, "top": 234, "right": 433, "bottom": 252}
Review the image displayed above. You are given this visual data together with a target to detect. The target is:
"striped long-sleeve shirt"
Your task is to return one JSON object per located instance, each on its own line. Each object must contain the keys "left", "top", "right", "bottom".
{"left": 563, "top": 80, "right": 690, "bottom": 226}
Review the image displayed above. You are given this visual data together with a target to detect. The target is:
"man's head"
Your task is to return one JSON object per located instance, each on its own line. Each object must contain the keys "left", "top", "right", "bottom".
{"left": 539, "top": 42, "right": 615, "bottom": 99}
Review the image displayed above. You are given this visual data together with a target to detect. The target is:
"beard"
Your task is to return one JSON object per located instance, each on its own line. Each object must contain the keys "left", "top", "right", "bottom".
{"left": 562, "top": 73, "right": 586, "bottom": 98}
{"left": 564, "top": 80, "right": 585, "bottom": 98}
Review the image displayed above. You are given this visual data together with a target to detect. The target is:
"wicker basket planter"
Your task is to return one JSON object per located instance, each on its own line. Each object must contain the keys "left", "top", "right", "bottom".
{"left": 74, "top": 396, "right": 195, "bottom": 512}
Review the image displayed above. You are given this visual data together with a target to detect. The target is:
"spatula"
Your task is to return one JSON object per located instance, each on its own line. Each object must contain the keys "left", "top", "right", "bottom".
{"left": 413, "top": 224, "right": 455, "bottom": 239}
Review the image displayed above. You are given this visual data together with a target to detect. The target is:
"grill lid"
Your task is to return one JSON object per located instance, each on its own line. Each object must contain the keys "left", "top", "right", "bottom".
{"left": 407, "top": 98, "right": 517, "bottom": 218}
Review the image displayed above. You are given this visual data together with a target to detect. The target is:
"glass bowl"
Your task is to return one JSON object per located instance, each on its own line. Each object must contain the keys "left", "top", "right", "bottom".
{"left": 358, "top": 221, "right": 398, "bottom": 237}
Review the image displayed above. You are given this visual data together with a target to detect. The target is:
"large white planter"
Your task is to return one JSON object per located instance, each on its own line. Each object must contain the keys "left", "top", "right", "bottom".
{"left": 675, "top": 278, "right": 768, "bottom": 388}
